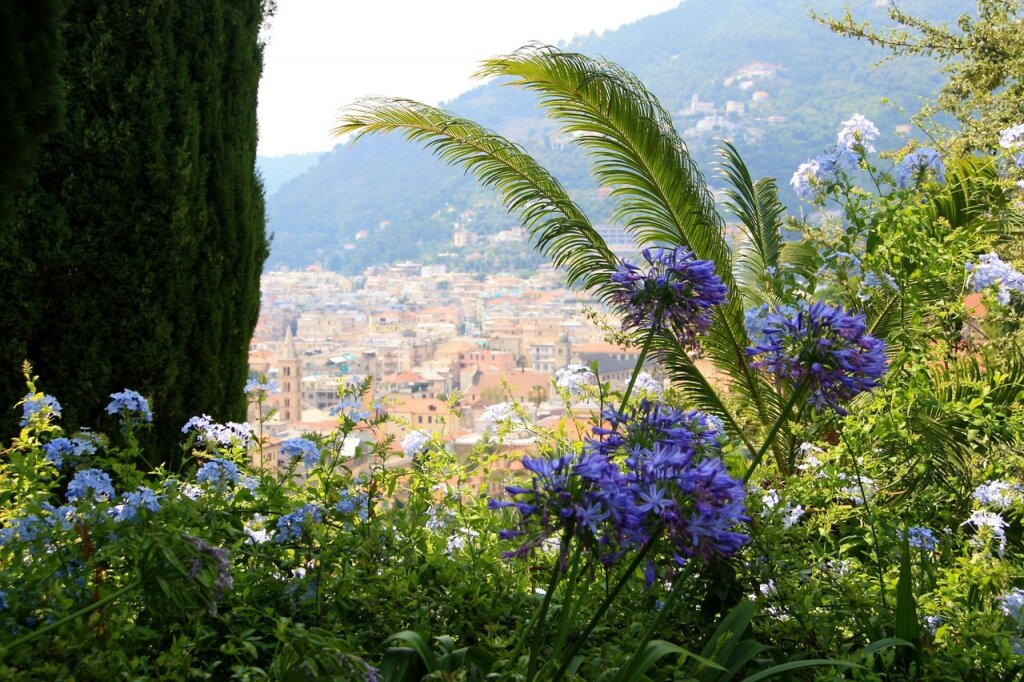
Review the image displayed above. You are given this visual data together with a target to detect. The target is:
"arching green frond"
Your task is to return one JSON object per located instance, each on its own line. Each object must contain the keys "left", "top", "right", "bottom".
{"left": 927, "top": 156, "right": 1006, "bottom": 234}
{"left": 333, "top": 98, "right": 619, "bottom": 298}
{"left": 718, "top": 141, "right": 785, "bottom": 307}
{"left": 476, "top": 44, "right": 730, "bottom": 283}
{"left": 779, "top": 241, "right": 821, "bottom": 283}
{"left": 476, "top": 45, "right": 776, "bottom": 426}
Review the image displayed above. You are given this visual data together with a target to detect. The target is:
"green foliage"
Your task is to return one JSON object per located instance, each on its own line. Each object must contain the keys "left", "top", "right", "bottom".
{"left": 2, "top": 0, "right": 269, "bottom": 464}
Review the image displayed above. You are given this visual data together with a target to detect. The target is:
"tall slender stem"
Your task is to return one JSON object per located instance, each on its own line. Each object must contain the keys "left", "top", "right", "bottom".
{"left": 742, "top": 382, "right": 805, "bottom": 484}
{"left": 842, "top": 430, "right": 888, "bottom": 611}
{"left": 508, "top": 527, "right": 572, "bottom": 675}
{"left": 550, "top": 528, "right": 662, "bottom": 680}
{"left": 616, "top": 321, "right": 660, "bottom": 420}
{"left": 614, "top": 563, "right": 694, "bottom": 682}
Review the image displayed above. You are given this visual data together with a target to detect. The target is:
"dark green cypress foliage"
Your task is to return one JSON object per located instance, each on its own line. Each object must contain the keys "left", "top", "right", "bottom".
{"left": 0, "top": 0, "right": 65, "bottom": 434}
{"left": 8, "top": 0, "right": 268, "bottom": 465}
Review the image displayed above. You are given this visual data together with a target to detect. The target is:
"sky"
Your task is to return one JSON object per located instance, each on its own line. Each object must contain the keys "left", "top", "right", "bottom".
{"left": 256, "top": 0, "right": 681, "bottom": 157}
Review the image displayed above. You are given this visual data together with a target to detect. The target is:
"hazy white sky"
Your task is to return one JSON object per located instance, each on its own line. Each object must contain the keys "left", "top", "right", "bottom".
{"left": 256, "top": 0, "right": 680, "bottom": 157}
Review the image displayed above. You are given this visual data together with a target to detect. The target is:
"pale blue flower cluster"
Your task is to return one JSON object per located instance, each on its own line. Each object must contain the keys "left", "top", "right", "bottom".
{"left": 280, "top": 437, "right": 321, "bottom": 467}
{"left": 1001, "top": 588, "right": 1024, "bottom": 621}
{"left": 555, "top": 364, "right": 596, "bottom": 398}
{"left": 329, "top": 396, "right": 372, "bottom": 422}
{"left": 66, "top": 468, "right": 115, "bottom": 503}
{"left": 21, "top": 393, "right": 62, "bottom": 427}
{"left": 110, "top": 486, "right": 162, "bottom": 522}
{"left": 481, "top": 402, "right": 516, "bottom": 433}
{"left": 196, "top": 458, "right": 242, "bottom": 489}
{"left": 401, "top": 430, "right": 430, "bottom": 458}
{"left": 896, "top": 148, "right": 946, "bottom": 188}
{"left": 900, "top": 526, "right": 939, "bottom": 552}
{"left": 182, "top": 415, "right": 254, "bottom": 448}
{"left": 962, "top": 509, "right": 1008, "bottom": 556}
{"left": 1000, "top": 123, "right": 1024, "bottom": 166}
{"left": 276, "top": 503, "right": 324, "bottom": 542}
{"left": 633, "top": 371, "right": 663, "bottom": 397}
{"left": 106, "top": 389, "right": 152, "bottom": 424}
{"left": 244, "top": 377, "right": 280, "bottom": 396}
{"left": 966, "top": 252, "right": 1024, "bottom": 305}
{"left": 973, "top": 480, "right": 1020, "bottom": 508}
{"left": 335, "top": 490, "right": 369, "bottom": 520}
{"left": 837, "top": 113, "right": 880, "bottom": 153}
{"left": 43, "top": 436, "right": 97, "bottom": 468}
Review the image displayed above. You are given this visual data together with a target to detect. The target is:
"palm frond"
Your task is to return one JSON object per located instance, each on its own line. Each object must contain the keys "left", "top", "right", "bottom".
{"left": 477, "top": 45, "right": 778, "bottom": 428}
{"left": 718, "top": 141, "right": 785, "bottom": 307}
{"left": 333, "top": 98, "right": 619, "bottom": 297}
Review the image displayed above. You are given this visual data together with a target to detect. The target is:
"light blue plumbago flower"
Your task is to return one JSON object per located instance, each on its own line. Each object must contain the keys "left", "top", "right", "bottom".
{"left": 280, "top": 437, "right": 321, "bottom": 467}
{"left": 196, "top": 458, "right": 242, "bottom": 489}
{"left": 329, "top": 396, "right": 371, "bottom": 422}
{"left": 480, "top": 402, "right": 516, "bottom": 433}
{"left": 335, "top": 490, "right": 368, "bottom": 520}
{"left": 275, "top": 503, "right": 324, "bottom": 542}
{"left": 401, "top": 430, "right": 430, "bottom": 458}
{"left": 836, "top": 113, "right": 879, "bottom": 153}
{"left": 106, "top": 389, "right": 153, "bottom": 424}
{"left": 20, "top": 393, "right": 62, "bottom": 427}
{"left": 1000, "top": 587, "right": 1024, "bottom": 622}
{"left": 182, "top": 415, "right": 254, "bottom": 448}
{"left": 109, "top": 486, "right": 162, "bottom": 522}
{"left": 244, "top": 377, "right": 280, "bottom": 396}
{"left": 962, "top": 509, "right": 1008, "bottom": 556}
{"left": 899, "top": 526, "right": 939, "bottom": 552}
{"left": 43, "top": 436, "right": 98, "bottom": 468}
{"left": 816, "top": 146, "right": 858, "bottom": 177}
{"left": 790, "top": 158, "right": 822, "bottom": 201}
{"left": 896, "top": 148, "right": 946, "bottom": 188}
{"left": 966, "top": 252, "right": 1024, "bottom": 305}
{"left": 633, "top": 371, "right": 664, "bottom": 398}
{"left": 973, "top": 480, "right": 1020, "bottom": 508}
{"left": 66, "top": 468, "right": 115, "bottom": 503}
{"left": 924, "top": 615, "right": 943, "bottom": 635}
{"left": 999, "top": 123, "right": 1024, "bottom": 150}
{"left": 555, "top": 364, "right": 596, "bottom": 398}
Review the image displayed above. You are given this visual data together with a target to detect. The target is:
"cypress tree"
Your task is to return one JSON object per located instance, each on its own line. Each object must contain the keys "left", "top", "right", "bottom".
{"left": 7, "top": 0, "right": 268, "bottom": 465}
{"left": 0, "top": 0, "right": 65, "bottom": 431}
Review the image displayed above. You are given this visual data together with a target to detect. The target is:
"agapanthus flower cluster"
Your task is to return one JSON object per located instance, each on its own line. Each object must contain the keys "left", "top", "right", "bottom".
{"left": 106, "top": 389, "right": 152, "bottom": 424}
{"left": 611, "top": 247, "right": 727, "bottom": 349}
{"left": 747, "top": 301, "right": 887, "bottom": 414}
{"left": 43, "top": 436, "right": 98, "bottom": 469}
{"left": 895, "top": 148, "right": 946, "bottom": 188}
{"left": 966, "top": 252, "right": 1024, "bottom": 305}
{"left": 973, "top": 480, "right": 1020, "bottom": 508}
{"left": 182, "top": 415, "right": 254, "bottom": 449}
{"left": 276, "top": 503, "right": 324, "bottom": 542}
{"left": 401, "top": 430, "right": 430, "bottom": 458}
{"left": 66, "top": 468, "right": 115, "bottom": 503}
{"left": 744, "top": 303, "right": 799, "bottom": 343}
{"left": 280, "top": 437, "right": 321, "bottom": 468}
{"left": 555, "top": 364, "right": 596, "bottom": 398}
{"left": 481, "top": 402, "right": 517, "bottom": 433}
{"left": 20, "top": 393, "right": 61, "bottom": 427}
{"left": 196, "top": 458, "right": 242, "bottom": 489}
{"left": 491, "top": 400, "right": 748, "bottom": 572}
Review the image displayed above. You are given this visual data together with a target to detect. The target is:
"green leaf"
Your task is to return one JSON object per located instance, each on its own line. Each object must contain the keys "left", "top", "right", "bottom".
{"left": 740, "top": 659, "right": 862, "bottom": 682}
{"left": 387, "top": 630, "right": 440, "bottom": 673}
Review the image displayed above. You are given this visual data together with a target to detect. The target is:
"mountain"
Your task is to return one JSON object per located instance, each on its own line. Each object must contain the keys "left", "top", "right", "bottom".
{"left": 256, "top": 152, "right": 325, "bottom": 195}
{"left": 265, "top": 0, "right": 970, "bottom": 274}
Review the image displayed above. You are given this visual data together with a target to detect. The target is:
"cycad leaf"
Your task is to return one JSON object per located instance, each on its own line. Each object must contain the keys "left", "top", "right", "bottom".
{"left": 334, "top": 99, "right": 619, "bottom": 299}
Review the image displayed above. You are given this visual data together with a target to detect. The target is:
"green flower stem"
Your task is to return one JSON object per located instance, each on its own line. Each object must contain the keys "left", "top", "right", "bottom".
{"left": 552, "top": 541, "right": 588, "bottom": 656}
{"left": 842, "top": 430, "right": 888, "bottom": 611}
{"left": 527, "top": 529, "right": 578, "bottom": 680}
{"left": 614, "top": 562, "right": 694, "bottom": 682}
{"left": 550, "top": 527, "right": 663, "bottom": 681}
{"left": 742, "top": 382, "right": 806, "bottom": 484}
{"left": 616, "top": 319, "right": 660, "bottom": 420}
{"left": 509, "top": 527, "right": 572, "bottom": 675}
{"left": 0, "top": 580, "right": 140, "bottom": 654}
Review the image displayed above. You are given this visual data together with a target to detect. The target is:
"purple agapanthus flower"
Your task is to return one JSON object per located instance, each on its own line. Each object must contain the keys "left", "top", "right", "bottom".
{"left": 106, "top": 389, "right": 153, "bottom": 425}
{"left": 747, "top": 301, "right": 887, "bottom": 414}
{"left": 491, "top": 402, "right": 748, "bottom": 575}
{"left": 896, "top": 148, "right": 946, "bottom": 189}
{"left": 611, "top": 247, "right": 728, "bottom": 349}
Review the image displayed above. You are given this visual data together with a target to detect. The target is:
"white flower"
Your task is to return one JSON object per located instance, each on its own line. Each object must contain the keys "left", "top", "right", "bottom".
{"left": 962, "top": 509, "right": 1009, "bottom": 556}
{"left": 555, "top": 364, "right": 596, "bottom": 398}
{"left": 633, "top": 371, "right": 663, "bottom": 397}
{"left": 782, "top": 505, "right": 805, "bottom": 529}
